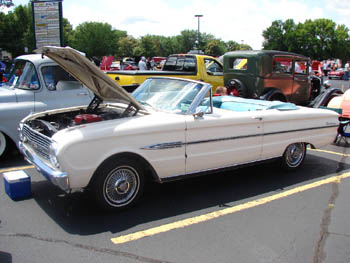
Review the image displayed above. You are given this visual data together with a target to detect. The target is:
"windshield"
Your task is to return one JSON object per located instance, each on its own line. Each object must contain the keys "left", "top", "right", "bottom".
{"left": 9, "top": 60, "right": 39, "bottom": 90}
{"left": 132, "top": 78, "right": 205, "bottom": 113}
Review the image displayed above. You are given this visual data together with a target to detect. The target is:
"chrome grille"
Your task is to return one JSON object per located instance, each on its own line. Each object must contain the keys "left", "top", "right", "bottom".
{"left": 22, "top": 124, "right": 52, "bottom": 160}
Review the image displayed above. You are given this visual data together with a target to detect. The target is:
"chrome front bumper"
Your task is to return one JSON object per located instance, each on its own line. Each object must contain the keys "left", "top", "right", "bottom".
{"left": 19, "top": 141, "right": 70, "bottom": 192}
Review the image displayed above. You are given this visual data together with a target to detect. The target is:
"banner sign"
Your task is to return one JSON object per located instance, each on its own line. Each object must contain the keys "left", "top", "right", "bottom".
{"left": 32, "top": 0, "right": 63, "bottom": 48}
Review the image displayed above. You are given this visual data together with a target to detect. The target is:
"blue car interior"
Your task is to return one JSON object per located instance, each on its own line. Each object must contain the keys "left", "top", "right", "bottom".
{"left": 213, "top": 96, "right": 299, "bottom": 112}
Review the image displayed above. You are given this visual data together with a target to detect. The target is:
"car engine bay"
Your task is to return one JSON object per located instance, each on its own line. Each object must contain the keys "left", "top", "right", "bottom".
{"left": 24, "top": 99, "right": 140, "bottom": 138}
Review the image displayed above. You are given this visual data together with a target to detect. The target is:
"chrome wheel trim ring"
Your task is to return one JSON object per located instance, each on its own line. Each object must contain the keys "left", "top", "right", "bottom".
{"left": 103, "top": 165, "right": 140, "bottom": 207}
{"left": 285, "top": 143, "right": 305, "bottom": 167}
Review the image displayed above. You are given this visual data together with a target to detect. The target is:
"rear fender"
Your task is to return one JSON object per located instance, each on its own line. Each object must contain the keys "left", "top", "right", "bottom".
{"left": 260, "top": 88, "right": 287, "bottom": 102}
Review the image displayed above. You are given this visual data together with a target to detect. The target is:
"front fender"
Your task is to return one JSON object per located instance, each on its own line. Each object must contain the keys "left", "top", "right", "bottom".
{"left": 310, "top": 87, "right": 344, "bottom": 108}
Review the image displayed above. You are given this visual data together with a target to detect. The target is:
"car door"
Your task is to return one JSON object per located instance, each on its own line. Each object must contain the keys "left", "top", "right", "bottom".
{"left": 202, "top": 58, "right": 224, "bottom": 88}
{"left": 184, "top": 109, "right": 263, "bottom": 174}
{"left": 291, "top": 60, "right": 310, "bottom": 104}
{"left": 33, "top": 64, "right": 93, "bottom": 112}
{"left": 12, "top": 60, "right": 37, "bottom": 115}
{"left": 268, "top": 56, "right": 294, "bottom": 99}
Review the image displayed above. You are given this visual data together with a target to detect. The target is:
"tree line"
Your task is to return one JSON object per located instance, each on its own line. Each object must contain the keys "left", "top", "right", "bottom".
{"left": 263, "top": 18, "right": 350, "bottom": 62}
{"left": 1, "top": 3, "right": 350, "bottom": 63}
{"left": 0, "top": 3, "right": 251, "bottom": 60}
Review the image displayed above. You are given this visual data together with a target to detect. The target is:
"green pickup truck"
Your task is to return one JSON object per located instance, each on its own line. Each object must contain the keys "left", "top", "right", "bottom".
{"left": 106, "top": 54, "right": 224, "bottom": 92}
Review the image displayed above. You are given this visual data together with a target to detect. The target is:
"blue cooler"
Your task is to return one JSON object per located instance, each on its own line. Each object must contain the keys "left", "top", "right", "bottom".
{"left": 3, "top": 170, "right": 31, "bottom": 199}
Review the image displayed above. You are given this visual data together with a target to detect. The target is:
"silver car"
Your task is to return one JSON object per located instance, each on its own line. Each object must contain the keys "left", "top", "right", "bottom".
{"left": 0, "top": 54, "right": 94, "bottom": 159}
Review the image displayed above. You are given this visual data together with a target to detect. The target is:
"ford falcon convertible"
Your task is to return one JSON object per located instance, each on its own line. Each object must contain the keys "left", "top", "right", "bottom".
{"left": 19, "top": 47, "right": 339, "bottom": 211}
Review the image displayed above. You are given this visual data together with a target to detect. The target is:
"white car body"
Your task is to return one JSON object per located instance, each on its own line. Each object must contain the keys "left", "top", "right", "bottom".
{"left": 19, "top": 47, "right": 339, "bottom": 211}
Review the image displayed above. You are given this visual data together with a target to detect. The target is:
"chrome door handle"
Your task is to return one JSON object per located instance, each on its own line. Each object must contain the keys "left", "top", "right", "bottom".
{"left": 253, "top": 116, "right": 263, "bottom": 120}
{"left": 77, "top": 92, "right": 88, "bottom": 96}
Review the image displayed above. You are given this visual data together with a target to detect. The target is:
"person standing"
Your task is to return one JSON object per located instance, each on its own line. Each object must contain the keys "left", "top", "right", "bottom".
{"left": 138, "top": 56, "right": 147, "bottom": 70}
{"left": 345, "top": 61, "right": 350, "bottom": 81}
{"left": 322, "top": 60, "right": 329, "bottom": 76}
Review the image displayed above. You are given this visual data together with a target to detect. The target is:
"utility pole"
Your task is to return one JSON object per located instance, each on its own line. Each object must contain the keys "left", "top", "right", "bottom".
{"left": 194, "top": 14, "right": 203, "bottom": 51}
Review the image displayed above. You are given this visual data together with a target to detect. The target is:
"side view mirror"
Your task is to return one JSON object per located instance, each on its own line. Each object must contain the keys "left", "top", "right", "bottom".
{"left": 193, "top": 107, "right": 204, "bottom": 118}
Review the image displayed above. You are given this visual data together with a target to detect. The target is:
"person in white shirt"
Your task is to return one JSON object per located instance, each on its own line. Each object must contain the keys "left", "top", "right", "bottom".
{"left": 138, "top": 56, "right": 147, "bottom": 70}
{"left": 345, "top": 61, "right": 350, "bottom": 81}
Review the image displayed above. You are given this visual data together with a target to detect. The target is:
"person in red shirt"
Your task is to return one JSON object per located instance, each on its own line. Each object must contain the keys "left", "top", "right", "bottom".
{"left": 0, "top": 71, "right": 7, "bottom": 83}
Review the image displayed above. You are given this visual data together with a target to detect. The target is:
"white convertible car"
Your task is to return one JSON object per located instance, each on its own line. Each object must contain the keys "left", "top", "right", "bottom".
{"left": 19, "top": 47, "right": 339, "bottom": 211}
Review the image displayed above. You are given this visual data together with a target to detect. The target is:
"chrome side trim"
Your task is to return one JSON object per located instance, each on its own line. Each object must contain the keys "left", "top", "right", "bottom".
{"left": 141, "top": 125, "right": 338, "bottom": 150}
{"left": 140, "top": 141, "right": 183, "bottom": 150}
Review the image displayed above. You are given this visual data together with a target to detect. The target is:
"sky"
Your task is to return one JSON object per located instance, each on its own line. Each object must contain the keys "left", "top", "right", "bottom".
{"left": 6, "top": 0, "right": 350, "bottom": 50}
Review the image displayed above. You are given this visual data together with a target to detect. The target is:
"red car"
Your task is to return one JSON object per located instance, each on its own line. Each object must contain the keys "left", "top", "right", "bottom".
{"left": 328, "top": 68, "right": 345, "bottom": 80}
{"left": 121, "top": 62, "right": 138, "bottom": 70}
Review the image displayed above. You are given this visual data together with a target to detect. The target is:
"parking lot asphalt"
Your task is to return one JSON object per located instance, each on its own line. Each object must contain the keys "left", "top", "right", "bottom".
{"left": 0, "top": 143, "right": 350, "bottom": 263}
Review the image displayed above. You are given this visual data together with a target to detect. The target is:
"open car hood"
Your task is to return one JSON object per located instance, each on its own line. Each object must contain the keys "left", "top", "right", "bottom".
{"left": 35, "top": 46, "right": 143, "bottom": 110}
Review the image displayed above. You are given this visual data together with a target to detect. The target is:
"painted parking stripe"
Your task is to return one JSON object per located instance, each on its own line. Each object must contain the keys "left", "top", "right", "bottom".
{"left": 0, "top": 165, "right": 34, "bottom": 174}
{"left": 310, "top": 148, "right": 350, "bottom": 157}
{"left": 111, "top": 172, "right": 350, "bottom": 245}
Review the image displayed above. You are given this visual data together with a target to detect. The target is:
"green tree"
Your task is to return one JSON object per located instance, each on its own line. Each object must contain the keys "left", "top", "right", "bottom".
{"left": 62, "top": 18, "right": 73, "bottom": 47}
{"left": 262, "top": 18, "right": 350, "bottom": 61}
{"left": 158, "top": 36, "right": 180, "bottom": 56}
{"left": 224, "top": 41, "right": 252, "bottom": 52}
{"left": 70, "top": 22, "right": 126, "bottom": 58}
{"left": 333, "top": 24, "right": 350, "bottom": 61}
{"left": 1, "top": 3, "right": 33, "bottom": 57}
{"left": 238, "top": 44, "right": 253, "bottom": 51}
{"left": 225, "top": 40, "right": 240, "bottom": 51}
{"left": 117, "top": 36, "right": 138, "bottom": 57}
{"left": 205, "top": 39, "right": 226, "bottom": 56}
{"left": 137, "top": 35, "right": 157, "bottom": 58}
{"left": 176, "top": 30, "right": 198, "bottom": 53}
{"left": 262, "top": 20, "right": 285, "bottom": 50}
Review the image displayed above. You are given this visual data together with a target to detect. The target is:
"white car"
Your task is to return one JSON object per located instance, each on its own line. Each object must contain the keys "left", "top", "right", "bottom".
{"left": 19, "top": 46, "right": 339, "bottom": 211}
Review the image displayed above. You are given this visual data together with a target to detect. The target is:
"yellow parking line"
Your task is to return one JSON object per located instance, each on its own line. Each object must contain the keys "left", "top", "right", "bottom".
{"left": 0, "top": 165, "right": 34, "bottom": 174}
{"left": 310, "top": 148, "right": 350, "bottom": 157}
{"left": 111, "top": 172, "right": 350, "bottom": 245}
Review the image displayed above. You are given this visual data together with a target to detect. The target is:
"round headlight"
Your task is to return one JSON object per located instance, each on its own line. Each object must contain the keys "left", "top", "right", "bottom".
{"left": 49, "top": 142, "right": 60, "bottom": 168}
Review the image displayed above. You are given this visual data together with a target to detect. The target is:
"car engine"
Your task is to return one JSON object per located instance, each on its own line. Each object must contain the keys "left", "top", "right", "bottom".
{"left": 25, "top": 107, "right": 122, "bottom": 137}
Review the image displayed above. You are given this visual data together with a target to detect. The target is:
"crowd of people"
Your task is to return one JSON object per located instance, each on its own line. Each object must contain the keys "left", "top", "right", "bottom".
{"left": 320, "top": 60, "right": 350, "bottom": 80}
{"left": 138, "top": 56, "right": 165, "bottom": 70}
{"left": 0, "top": 60, "right": 10, "bottom": 84}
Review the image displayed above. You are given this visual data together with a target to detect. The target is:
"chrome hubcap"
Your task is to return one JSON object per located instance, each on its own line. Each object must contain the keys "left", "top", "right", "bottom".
{"left": 115, "top": 178, "right": 130, "bottom": 194}
{"left": 104, "top": 166, "right": 139, "bottom": 206}
{"left": 286, "top": 143, "right": 304, "bottom": 167}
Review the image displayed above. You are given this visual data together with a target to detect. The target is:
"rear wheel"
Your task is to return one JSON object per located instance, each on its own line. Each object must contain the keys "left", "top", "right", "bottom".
{"left": 92, "top": 157, "right": 145, "bottom": 211}
{"left": 269, "top": 93, "right": 287, "bottom": 102}
{"left": 228, "top": 79, "right": 248, "bottom": 97}
{"left": 280, "top": 143, "right": 306, "bottom": 171}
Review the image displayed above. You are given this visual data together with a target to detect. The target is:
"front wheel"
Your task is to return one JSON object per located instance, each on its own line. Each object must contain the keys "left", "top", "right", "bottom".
{"left": 92, "top": 158, "right": 145, "bottom": 211}
{"left": 280, "top": 143, "right": 306, "bottom": 171}
{"left": 0, "top": 132, "right": 9, "bottom": 160}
